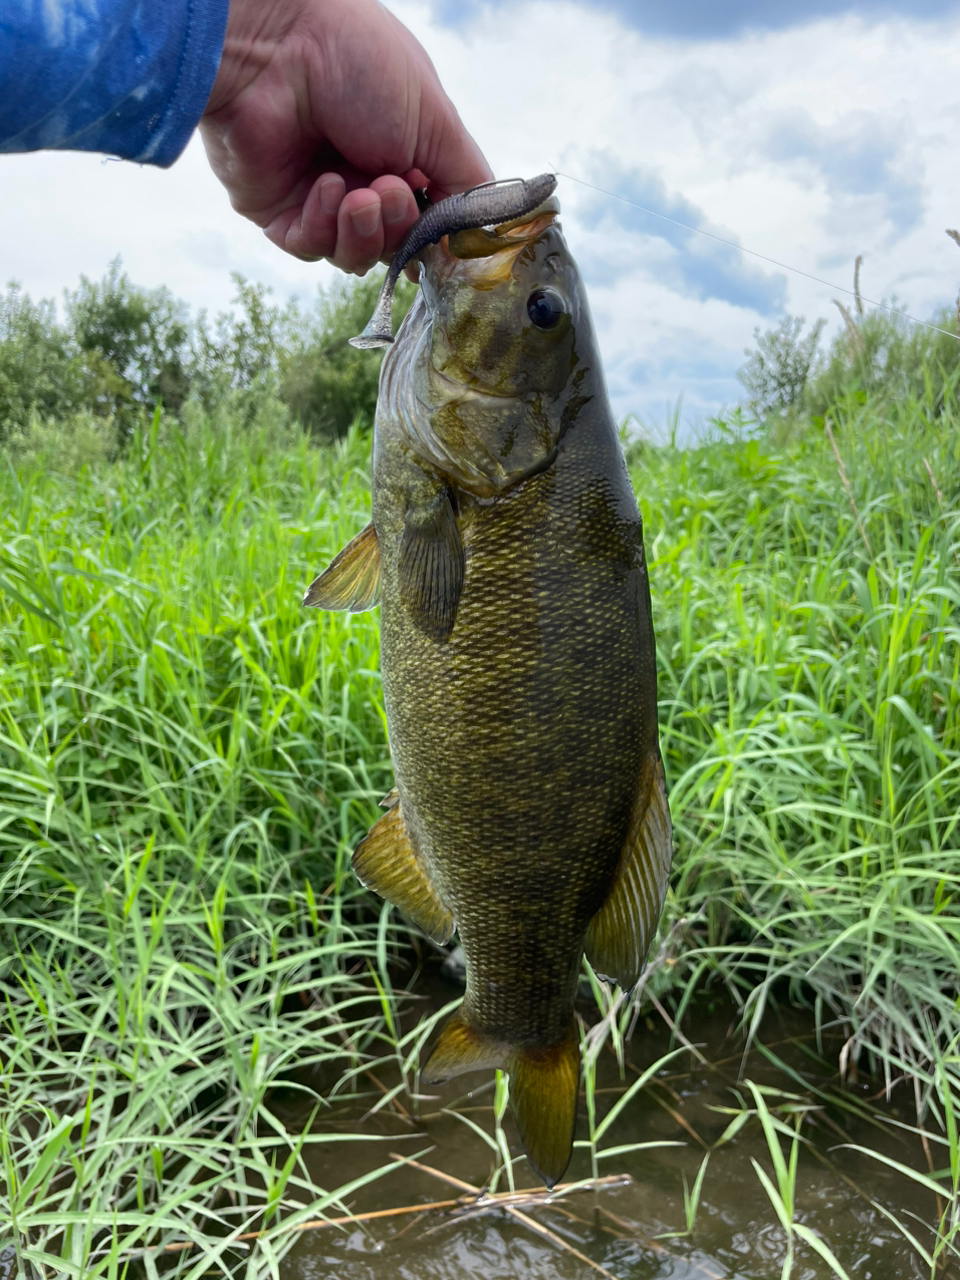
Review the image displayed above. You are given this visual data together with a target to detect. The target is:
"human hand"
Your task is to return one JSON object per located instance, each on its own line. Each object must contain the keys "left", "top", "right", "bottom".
{"left": 200, "top": 0, "right": 492, "bottom": 275}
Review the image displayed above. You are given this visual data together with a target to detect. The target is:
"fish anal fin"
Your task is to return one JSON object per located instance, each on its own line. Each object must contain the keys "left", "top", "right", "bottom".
{"left": 351, "top": 802, "right": 454, "bottom": 945}
{"left": 398, "top": 488, "right": 464, "bottom": 642}
{"left": 585, "top": 754, "right": 673, "bottom": 991}
{"left": 303, "top": 522, "right": 380, "bottom": 611}
{"left": 420, "top": 1007, "right": 504, "bottom": 1084}
{"left": 421, "top": 1008, "right": 580, "bottom": 1189}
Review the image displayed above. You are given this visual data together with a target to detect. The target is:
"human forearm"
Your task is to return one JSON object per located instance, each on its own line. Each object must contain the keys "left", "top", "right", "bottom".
{"left": 0, "top": 0, "right": 228, "bottom": 165}
{"left": 0, "top": 0, "right": 492, "bottom": 276}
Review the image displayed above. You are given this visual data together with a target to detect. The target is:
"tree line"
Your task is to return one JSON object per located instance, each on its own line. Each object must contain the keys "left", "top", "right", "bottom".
{"left": 2, "top": 252, "right": 957, "bottom": 455}
{"left": 0, "top": 258, "right": 416, "bottom": 448}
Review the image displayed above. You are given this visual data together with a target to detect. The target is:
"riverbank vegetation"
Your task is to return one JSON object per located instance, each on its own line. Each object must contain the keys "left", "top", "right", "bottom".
{"left": 0, "top": 261, "right": 415, "bottom": 450}
{"left": 1, "top": 272, "right": 958, "bottom": 1276}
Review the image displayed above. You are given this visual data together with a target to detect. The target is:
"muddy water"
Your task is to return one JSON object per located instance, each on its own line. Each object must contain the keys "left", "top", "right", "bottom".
{"left": 277, "top": 980, "right": 942, "bottom": 1280}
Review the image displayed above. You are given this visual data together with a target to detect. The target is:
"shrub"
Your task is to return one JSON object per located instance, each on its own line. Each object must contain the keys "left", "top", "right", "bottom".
{"left": 4, "top": 407, "right": 116, "bottom": 473}
{"left": 806, "top": 303, "right": 960, "bottom": 417}
{"left": 65, "top": 256, "right": 193, "bottom": 422}
{"left": 740, "top": 292, "right": 960, "bottom": 429}
{"left": 0, "top": 283, "right": 82, "bottom": 437}
{"left": 737, "top": 314, "right": 825, "bottom": 422}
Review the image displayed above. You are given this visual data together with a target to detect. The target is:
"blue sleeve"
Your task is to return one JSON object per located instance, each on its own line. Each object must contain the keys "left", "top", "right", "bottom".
{"left": 0, "top": 0, "right": 230, "bottom": 167}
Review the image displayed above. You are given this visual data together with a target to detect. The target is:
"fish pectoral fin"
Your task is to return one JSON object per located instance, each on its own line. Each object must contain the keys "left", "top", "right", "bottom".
{"left": 585, "top": 754, "right": 673, "bottom": 991}
{"left": 421, "top": 1009, "right": 580, "bottom": 1189}
{"left": 303, "top": 521, "right": 381, "bottom": 611}
{"left": 398, "top": 488, "right": 464, "bottom": 642}
{"left": 352, "top": 802, "right": 454, "bottom": 945}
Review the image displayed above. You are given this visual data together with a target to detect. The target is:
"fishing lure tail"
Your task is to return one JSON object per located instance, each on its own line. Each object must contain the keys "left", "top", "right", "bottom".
{"left": 421, "top": 1008, "right": 580, "bottom": 1187}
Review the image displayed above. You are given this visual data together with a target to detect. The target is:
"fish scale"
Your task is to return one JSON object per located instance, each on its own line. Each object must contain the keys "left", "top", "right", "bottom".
{"left": 379, "top": 411, "right": 648, "bottom": 1050}
{"left": 304, "top": 183, "right": 672, "bottom": 1185}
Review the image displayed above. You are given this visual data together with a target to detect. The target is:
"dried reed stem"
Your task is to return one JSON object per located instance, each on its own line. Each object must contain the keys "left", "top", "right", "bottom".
{"left": 130, "top": 1159, "right": 629, "bottom": 1261}
{"left": 393, "top": 1154, "right": 627, "bottom": 1280}
{"left": 924, "top": 457, "right": 946, "bottom": 511}
{"left": 833, "top": 299, "right": 866, "bottom": 357}
{"left": 154, "top": 1195, "right": 469, "bottom": 1255}
{"left": 388, "top": 1154, "right": 630, "bottom": 1204}
{"left": 508, "top": 1205, "right": 623, "bottom": 1279}
{"left": 948, "top": 232, "right": 960, "bottom": 336}
{"left": 650, "top": 1082, "right": 711, "bottom": 1150}
{"left": 824, "top": 416, "right": 873, "bottom": 557}
{"left": 922, "top": 457, "right": 960, "bottom": 569}
{"left": 854, "top": 255, "right": 864, "bottom": 317}
{"left": 649, "top": 992, "right": 710, "bottom": 1066}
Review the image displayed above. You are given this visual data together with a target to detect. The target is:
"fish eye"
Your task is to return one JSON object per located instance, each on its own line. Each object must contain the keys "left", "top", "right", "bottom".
{"left": 526, "top": 288, "right": 565, "bottom": 330}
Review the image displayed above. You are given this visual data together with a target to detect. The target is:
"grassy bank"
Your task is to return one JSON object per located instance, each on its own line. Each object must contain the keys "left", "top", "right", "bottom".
{"left": 0, "top": 409, "right": 402, "bottom": 1276}
{"left": 639, "top": 387, "right": 960, "bottom": 1088}
{"left": 1, "top": 381, "right": 959, "bottom": 1274}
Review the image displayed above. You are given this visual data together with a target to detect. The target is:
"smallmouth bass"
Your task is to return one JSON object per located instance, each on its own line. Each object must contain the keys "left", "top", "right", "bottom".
{"left": 306, "top": 177, "right": 672, "bottom": 1186}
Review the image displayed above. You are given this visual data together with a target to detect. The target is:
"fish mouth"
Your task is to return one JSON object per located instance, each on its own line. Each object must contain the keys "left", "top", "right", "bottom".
{"left": 351, "top": 175, "right": 556, "bottom": 348}
{"left": 446, "top": 196, "right": 561, "bottom": 262}
{"left": 423, "top": 363, "right": 522, "bottom": 409}
{"left": 423, "top": 200, "right": 561, "bottom": 289}
{"left": 415, "top": 198, "right": 562, "bottom": 407}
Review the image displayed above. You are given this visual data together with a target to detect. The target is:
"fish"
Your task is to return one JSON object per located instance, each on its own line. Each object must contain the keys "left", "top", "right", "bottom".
{"left": 305, "top": 177, "right": 672, "bottom": 1187}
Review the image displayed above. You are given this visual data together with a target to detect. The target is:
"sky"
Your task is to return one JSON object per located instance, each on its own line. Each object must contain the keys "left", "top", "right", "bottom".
{"left": 2, "top": 0, "right": 960, "bottom": 438}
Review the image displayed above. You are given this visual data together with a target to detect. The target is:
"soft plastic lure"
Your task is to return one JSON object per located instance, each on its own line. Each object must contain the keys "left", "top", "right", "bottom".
{"left": 349, "top": 173, "right": 557, "bottom": 349}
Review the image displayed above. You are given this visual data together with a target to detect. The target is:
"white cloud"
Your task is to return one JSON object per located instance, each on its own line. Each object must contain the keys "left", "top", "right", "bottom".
{"left": 0, "top": 145, "right": 341, "bottom": 318}
{"left": 428, "top": 0, "right": 960, "bottom": 40}
{"left": 391, "top": 0, "right": 960, "bottom": 430}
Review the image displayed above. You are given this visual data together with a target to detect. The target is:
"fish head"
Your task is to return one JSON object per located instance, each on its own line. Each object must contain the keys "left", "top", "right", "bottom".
{"left": 423, "top": 199, "right": 581, "bottom": 399}
{"left": 378, "top": 199, "right": 601, "bottom": 497}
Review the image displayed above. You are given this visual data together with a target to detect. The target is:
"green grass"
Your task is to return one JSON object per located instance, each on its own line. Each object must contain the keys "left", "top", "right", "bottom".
{"left": 637, "top": 388, "right": 960, "bottom": 1097}
{"left": 0, "top": 407, "right": 410, "bottom": 1275}
{"left": 1, "top": 378, "right": 959, "bottom": 1274}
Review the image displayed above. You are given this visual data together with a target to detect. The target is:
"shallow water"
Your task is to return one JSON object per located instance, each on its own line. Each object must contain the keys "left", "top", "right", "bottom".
{"left": 0, "top": 979, "right": 942, "bottom": 1279}
{"left": 278, "top": 981, "right": 941, "bottom": 1280}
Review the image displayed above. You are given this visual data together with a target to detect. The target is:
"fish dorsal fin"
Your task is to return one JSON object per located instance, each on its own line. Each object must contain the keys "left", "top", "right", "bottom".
{"left": 352, "top": 801, "right": 454, "bottom": 945}
{"left": 585, "top": 755, "right": 672, "bottom": 990}
{"left": 398, "top": 489, "right": 464, "bottom": 642}
{"left": 303, "top": 522, "right": 381, "bottom": 611}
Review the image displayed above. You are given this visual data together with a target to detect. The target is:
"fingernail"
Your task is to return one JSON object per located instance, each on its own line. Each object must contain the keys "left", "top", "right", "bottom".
{"left": 349, "top": 202, "right": 380, "bottom": 238}
{"left": 380, "top": 188, "right": 409, "bottom": 227}
{"left": 319, "top": 175, "right": 343, "bottom": 216}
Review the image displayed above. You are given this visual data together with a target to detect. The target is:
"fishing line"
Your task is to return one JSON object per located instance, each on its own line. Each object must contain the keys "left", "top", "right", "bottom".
{"left": 553, "top": 169, "right": 960, "bottom": 343}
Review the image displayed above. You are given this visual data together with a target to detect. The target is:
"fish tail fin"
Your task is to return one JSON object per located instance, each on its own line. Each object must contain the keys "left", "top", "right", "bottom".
{"left": 506, "top": 1020, "right": 580, "bottom": 1188}
{"left": 420, "top": 1006, "right": 580, "bottom": 1189}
